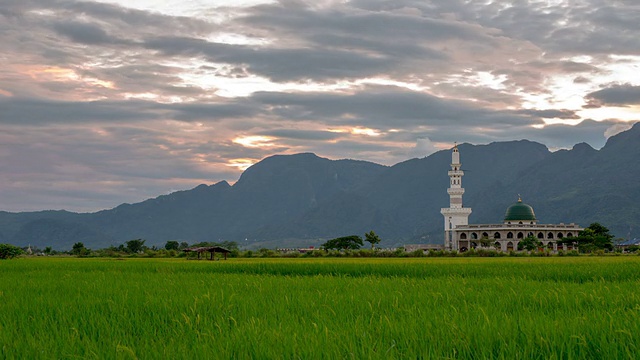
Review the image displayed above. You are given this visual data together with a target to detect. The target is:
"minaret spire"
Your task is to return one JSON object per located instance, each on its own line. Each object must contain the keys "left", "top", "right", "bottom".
{"left": 440, "top": 144, "right": 472, "bottom": 250}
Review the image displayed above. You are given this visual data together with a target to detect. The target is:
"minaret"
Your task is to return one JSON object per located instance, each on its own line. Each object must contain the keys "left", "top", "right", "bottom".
{"left": 440, "top": 144, "right": 472, "bottom": 250}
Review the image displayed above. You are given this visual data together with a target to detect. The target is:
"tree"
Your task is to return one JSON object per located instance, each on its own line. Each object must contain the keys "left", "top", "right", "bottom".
{"left": 322, "top": 235, "right": 363, "bottom": 250}
{"left": 0, "top": 244, "right": 23, "bottom": 259}
{"left": 125, "top": 239, "right": 146, "bottom": 253}
{"left": 582, "top": 222, "right": 614, "bottom": 241}
{"left": 165, "top": 241, "right": 180, "bottom": 251}
{"left": 179, "top": 242, "right": 189, "bottom": 250}
{"left": 364, "top": 231, "right": 381, "bottom": 250}
{"left": 560, "top": 223, "right": 614, "bottom": 253}
{"left": 71, "top": 242, "right": 89, "bottom": 256}
{"left": 44, "top": 246, "right": 53, "bottom": 255}
{"left": 517, "top": 236, "right": 542, "bottom": 251}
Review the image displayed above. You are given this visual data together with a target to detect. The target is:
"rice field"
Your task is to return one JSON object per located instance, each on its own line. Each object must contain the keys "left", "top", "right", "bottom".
{"left": 1, "top": 257, "right": 640, "bottom": 359}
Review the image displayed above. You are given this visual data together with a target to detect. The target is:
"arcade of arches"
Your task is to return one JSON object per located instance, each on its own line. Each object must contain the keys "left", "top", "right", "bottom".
{"left": 453, "top": 198, "right": 583, "bottom": 252}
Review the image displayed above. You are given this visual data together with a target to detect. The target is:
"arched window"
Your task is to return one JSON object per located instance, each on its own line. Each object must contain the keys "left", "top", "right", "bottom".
{"left": 537, "top": 232, "right": 544, "bottom": 239}
{"left": 507, "top": 232, "right": 513, "bottom": 239}
{"left": 557, "top": 233, "right": 564, "bottom": 239}
{"left": 482, "top": 232, "right": 489, "bottom": 238}
{"left": 460, "top": 233, "right": 467, "bottom": 240}
{"left": 547, "top": 232, "right": 554, "bottom": 239}
{"left": 567, "top": 233, "right": 573, "bottom": 237}
{"left": 517, "top": 232, "right": 524, "bottom": 239}
{"left": 470, "top": 242, "right": 477, "bottom": 249}
{"left": 494, "top": 232, "right": 501, "bottom": 239}
{"left": 527, "top": 232, "right": 534, "bottom": 238}
{"left": 494, "top": 241, "right": 501, "bottom": 249}
{"left": 471, "top": 233, "right": 478, "bottom": 240}
{"left": 547, "top": 242, "right": 554, "bottom": 249}
{"left": 519, "top": 221, "right": 523, "bottom": 225}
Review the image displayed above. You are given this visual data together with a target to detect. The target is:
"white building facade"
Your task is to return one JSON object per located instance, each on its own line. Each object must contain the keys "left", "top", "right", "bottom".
{"left": 440, "top": 144, "right": 472, "bottom": 250}
{"left": 441, "top": 146, "right": 583, "bottom": 252}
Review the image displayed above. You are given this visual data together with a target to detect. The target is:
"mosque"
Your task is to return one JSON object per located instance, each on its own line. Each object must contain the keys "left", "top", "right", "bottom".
{"left": 440, "top": 145, "right": 583, "bottom": 252}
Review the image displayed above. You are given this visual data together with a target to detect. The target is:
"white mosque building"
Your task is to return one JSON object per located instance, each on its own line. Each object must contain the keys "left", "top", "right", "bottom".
{"left": 440, "top": 145, "right": 583, "bottom": 252}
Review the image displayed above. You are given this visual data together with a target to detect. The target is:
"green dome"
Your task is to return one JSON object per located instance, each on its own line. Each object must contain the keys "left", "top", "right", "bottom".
{"left": 504, "top": 198, "right": 536, "bottom": 221}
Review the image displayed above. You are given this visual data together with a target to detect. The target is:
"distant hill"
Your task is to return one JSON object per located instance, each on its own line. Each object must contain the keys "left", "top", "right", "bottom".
{"left": 2, "top": 124, "right": 640, "bottom": 249}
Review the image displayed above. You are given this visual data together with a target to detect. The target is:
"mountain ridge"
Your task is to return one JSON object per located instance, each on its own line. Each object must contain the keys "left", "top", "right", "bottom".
{"left": 2, "top": 123, "right": 640, "bottom": 249}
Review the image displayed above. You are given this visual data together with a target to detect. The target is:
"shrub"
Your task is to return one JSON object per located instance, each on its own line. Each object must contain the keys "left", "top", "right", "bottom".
{"left": 408, "top": 249, "right": 425, "bottom": 257}
{"left": 393, "top": 247, "right": 406, "bottom": 257}
{"left": 281, "top": 251, "right": 301, "bottom": 258}
{"left": 0, "top": 244, "right": 23, "bottom": 259}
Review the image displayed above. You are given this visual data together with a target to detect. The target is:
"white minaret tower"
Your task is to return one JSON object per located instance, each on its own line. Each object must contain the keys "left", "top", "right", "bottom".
{"left": 440, "top": 144, "right": 472, "bottom": 250}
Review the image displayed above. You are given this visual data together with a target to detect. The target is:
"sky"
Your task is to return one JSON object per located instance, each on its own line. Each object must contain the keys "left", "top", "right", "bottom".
{"left": 1, "top": 0, "right": 640, "bottom": 212}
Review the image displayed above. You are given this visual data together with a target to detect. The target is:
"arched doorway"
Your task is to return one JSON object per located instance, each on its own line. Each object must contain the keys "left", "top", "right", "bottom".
{"left": 507, "top": 241, "right": 514, "bottom": 251}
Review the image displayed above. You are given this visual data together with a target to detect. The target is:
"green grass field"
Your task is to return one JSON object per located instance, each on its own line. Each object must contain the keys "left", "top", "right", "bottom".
{"left": 2, "top": 257, "right": 640, "bottom": 359}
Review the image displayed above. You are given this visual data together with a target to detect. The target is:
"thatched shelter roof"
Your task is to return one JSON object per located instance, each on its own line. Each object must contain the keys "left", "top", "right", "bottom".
{"left": 183, "top": 246, "right": 231, "bottom": 253}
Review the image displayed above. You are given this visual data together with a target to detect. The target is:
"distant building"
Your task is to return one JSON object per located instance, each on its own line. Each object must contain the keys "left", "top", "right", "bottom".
{"left": 441, "top": 145, "right": 583, "bottom": 252}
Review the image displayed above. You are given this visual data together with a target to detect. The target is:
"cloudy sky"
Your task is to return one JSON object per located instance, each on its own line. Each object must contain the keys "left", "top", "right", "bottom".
{"left": 1, "top": 0, "right": 639, "bottom": 212}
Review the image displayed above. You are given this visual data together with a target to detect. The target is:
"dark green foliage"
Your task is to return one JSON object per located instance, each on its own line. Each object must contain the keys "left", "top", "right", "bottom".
{"left": 518, "top": 236, "right": 543, "bottom": 251}
{"left": 125, "top": 239, "right": 146, "bottom": 253}
{"left": 364, "top": 230, "right": 381, "bottom": 250}
{"left": 70, "top": 242, "right": 90, "bottom": 256}
{"left": 164, "top": 241, "right": 179, "bottom": 251}
{"left": 321, "top": 235, "right": 363, "bottom": 250}
{"left": 559, "top": 223, "right": 614, "bottom": 253}
{"left": 0, "top": 243, "right": 23, "bottom": 259}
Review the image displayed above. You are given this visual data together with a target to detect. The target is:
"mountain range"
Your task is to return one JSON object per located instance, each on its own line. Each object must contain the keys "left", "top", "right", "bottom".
{"left": 3, "top": 123, "right": 639, "bottom": 250}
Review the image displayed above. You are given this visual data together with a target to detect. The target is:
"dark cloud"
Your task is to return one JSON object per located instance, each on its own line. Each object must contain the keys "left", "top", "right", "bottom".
{"left": 0, "top": 97, "right": 259, "bottom": 125}
{"left": 259, "top": 129, "right": 344, "bottom": 141}
{"left": 52, "top": 21, "right": 117, "bottom": 45}
{"left": 251, "top": 85, "right": 539, "bottom": 128}
{"left": 143, "top": 36, "right": 399, "bottom": 82}
{"left": 585, "top": 84, "right": 640, "bottom": 108}
{"left": 516, "top": 109, "right": 580, "bottom": 120}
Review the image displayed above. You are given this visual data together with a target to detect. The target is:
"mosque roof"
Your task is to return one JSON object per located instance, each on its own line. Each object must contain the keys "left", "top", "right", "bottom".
{"left": 504, "top": 197, "right": 537, "bottom": 221}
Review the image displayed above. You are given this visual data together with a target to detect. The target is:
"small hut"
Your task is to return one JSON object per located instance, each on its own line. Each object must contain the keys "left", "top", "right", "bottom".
{"left": 183, "top": 246, "right": 231, "bottom": 260}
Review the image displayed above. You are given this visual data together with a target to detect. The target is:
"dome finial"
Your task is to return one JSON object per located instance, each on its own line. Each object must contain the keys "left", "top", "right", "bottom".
{"left": 517, "top": 194, "right": 522, "bottom": 202}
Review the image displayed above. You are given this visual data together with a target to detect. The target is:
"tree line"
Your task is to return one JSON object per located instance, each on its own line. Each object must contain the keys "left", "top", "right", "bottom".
{"left": 0, "top": 223, "right": 635, "bottom": 260}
